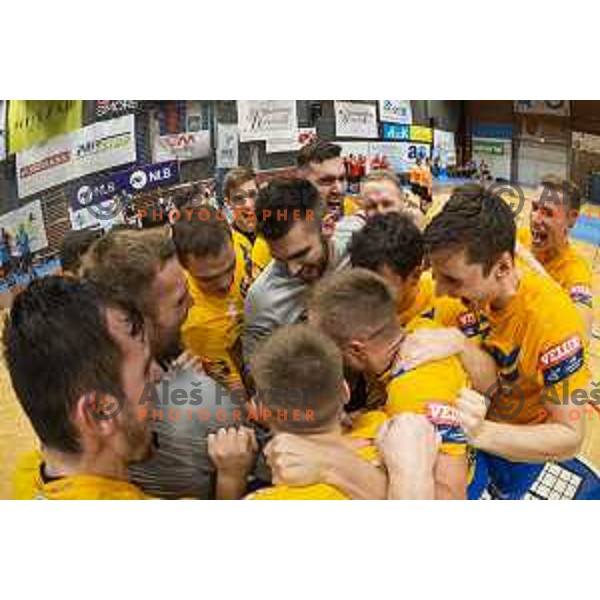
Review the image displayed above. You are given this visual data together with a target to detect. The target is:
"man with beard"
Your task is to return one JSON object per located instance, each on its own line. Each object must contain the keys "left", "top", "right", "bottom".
{"left": 242, "top": 178, "right": 366, "bottom": 363}
{"left": 6, "top": 277, "right": 156, "bottom": 499}
{"left": 82, "top": 228, "right": 246, "bottom": 499}
{"left": 297, "top": 140, "right": 348, "bottom": 232}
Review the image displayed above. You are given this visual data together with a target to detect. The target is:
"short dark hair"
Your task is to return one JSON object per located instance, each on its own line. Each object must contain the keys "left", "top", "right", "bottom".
{"left": 224, "top": 167, "right": 256, "bottom": 200}
{"left": 423, "top": 185, "right": 516, "bottom": 276}
{"left": 297, "top": 140, "right": 341, "bottom": 169}
{"left": 251, "top": 324, "right": 345, "bottom": 433}
{"left": 308, "top": 268, "right": 398, "bottom": 347}
{"left": 172, "top": 206, "right": 232, "bottom": 266}
{"left": 539, "top": 175, "right": 582, "bottom": 213}
{"left": 59, "top": 229, "right": 103, "bottom": 275}
{"left": 350, "top": 212, "right": 424, "bottom": 279}
{"left": 81, "top": 228, "right": 176, "bottom": 321}
{"left": 3, "top": 277, "right": 131, "bottom": 454}
{"left": 255, "top": 178, "right": 322, "bottom": 241}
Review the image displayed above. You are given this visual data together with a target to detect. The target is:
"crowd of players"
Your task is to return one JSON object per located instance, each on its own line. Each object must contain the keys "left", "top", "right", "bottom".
{"left": 2, "top": 139, "right": 598, "bottom": 499}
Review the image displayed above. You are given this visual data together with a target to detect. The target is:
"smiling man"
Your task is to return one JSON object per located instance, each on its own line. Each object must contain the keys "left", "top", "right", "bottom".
{"left": 242, "top": 178, "right": 366, "bottom": 363}
{"left": 519, "top": 176, "right": 593, "bottom": 336}
{"left": 421, "top": 186, "right": 598, "bottom": 498}
{"left": 173, "top": 206, "right": 253, "bottom": 396}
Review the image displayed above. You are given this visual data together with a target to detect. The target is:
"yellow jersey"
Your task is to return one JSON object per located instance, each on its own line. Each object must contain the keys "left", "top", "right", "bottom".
{"left": 482, "top": 269, "right": 591, "bottom": 425}
{"left": 246, "top": 411, "right": 387, "bottom": 500}
{"left": 12, "top": 451, "right": 152, "bottom": 500}
{"left": 250, "top": 235, "right": 272, "bottom": 280}
{"left": 181, "top": 231, "right": 253, "bottom": 389}
{"left": 517, "top": 227, "right": 593, "bottom": 307}
{"left": 384, "top": 320, "right": 469, "bottom": 456}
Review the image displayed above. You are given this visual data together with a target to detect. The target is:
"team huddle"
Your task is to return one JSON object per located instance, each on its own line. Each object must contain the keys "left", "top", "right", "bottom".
{"left": 4, "top": 140, "right": 599, "bottom": 500}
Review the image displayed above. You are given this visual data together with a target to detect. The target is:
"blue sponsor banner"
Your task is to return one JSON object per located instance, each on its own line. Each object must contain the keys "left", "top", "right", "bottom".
{"left": 70, "top": 160, "right": 180, "bottom": 211}
{"left": 382, "top": 123, "right": 410, "bottom": 141}
{"left": 471, "top": 123, "right": 513, "bottom": 140}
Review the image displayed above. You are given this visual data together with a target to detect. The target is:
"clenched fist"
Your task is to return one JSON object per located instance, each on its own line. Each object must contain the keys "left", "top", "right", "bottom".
{"left": 208, "top": 426, "right": 258, "bottom": 476}
{"left": 457, "top": 388, "right": 488, "bottom": 442}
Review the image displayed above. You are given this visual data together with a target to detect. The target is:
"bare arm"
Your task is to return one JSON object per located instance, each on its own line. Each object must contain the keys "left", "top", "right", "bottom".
{"left": 459, "top": 387, "right": 586, "bottom": 463}
{"left": 321, "top": 446, "right": 388, "bottom": 500}
{"left": 265, "top": 435, "right": 387, "bottom": 500}
{"left": 434, "top": 453, "right": 468, "bottom": 500}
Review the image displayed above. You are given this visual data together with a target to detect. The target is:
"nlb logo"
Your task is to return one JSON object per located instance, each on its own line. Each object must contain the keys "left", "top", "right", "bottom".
{"left": 129, "top": 166, "right": 173, "bottom": 190}
{"left": 77, "top": 182, "right": 117, "bottom": 207}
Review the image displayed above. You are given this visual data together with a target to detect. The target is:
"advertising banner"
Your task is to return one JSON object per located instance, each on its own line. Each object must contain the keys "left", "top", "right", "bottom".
{"left": 237, "top": 100, "right": 298, "bottom": 142}
{"left": 8, "top": 100, "right": 83, "bottom": 154}
{"left": 216, "top": 124, "right": 239, "bottom": 168}
{"left": 335, "top": 101, "right": 378, "bottom": 138}
{"left": 152, "top": 130, "right": 211, "bottom": 162}
{"left": 16, "top": 114, "right": 136, "bottom": 198}
{"left": 0, "top": 199, "right": 48, "bottom": 252}
{"left": 378, "top": 100, "right": 412, "bottom": 125}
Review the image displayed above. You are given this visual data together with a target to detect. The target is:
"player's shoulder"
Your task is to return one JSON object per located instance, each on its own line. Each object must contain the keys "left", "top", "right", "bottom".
{"left": 564, "top": 244, "right": 593, "bottom": 285}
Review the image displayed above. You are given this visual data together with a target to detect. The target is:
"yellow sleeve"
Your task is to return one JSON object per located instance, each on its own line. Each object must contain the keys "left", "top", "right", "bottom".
{"left": 181, "top": 308, "right": 242, "bottom": 389}
{"left": 386, "top": 358, "right": 467, "bottom": 456}
{"left": 528, "top": 302, "right": 591, "bottom": 394}
{"left": 246, "top": 484, "right": 348, "bottom": 500}
{"left": 251, "top": 236, "right": 272, "bottom": 280}
{"left": 564, "top": 254, "right": 593, "bottom": 308}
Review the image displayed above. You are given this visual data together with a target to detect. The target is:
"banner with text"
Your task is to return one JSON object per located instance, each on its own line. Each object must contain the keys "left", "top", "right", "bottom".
{"left": 152, "top": 131, "right": 211, "bottom": 163}
{"left": 379, "top": 100, "right": 412, "bottom": 125}
{"left": 8, "top": 100, "right": 83, "bottom": 154}
{"left": 69, "top": 160, "right": 180, "bottom": 211}
{"left": 266, "top": 127, "right": 317, "bottom": 153}
{"left": 237, "top": 100, "right": 298, "bottom": 142}
{"left": 335, "top": 101, "right": 378, "bottom": 138}
{"left": 16, "top": 114, "right": 136, "bottom": 198}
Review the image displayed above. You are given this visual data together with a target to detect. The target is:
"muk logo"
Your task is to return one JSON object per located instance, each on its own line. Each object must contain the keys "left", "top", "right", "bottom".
{"left": 77, "top": 182, "right": 116, "bottom": 206}
{"left": 459, "top": 312, "right": 478, "bottom": 327}
{"left": 539, "top": 336, "right": 583, "bottom": 369}
{"left": 383, "top": 123, "right": 409, "bottom": 140}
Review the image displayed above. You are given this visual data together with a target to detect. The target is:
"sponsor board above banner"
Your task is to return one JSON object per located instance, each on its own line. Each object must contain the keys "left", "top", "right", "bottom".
{"left": 0, "top": 199, "right": 48, "bottom": 252}
{"left": 152, "top": 131, "right": 211, "bottom": 162}
{"left": 69, "top": 160, "right": 180, "bottom": 211}
{"left": 266, "top": 127, "right": 317, "bottom": 153}
{"left": 379, "top": 100, "right": 412, "bottom": 125}
{"left": 335, "top": 101, "right": 378, "bottom": 138}
{"left": 8, "top": 100, "right": 83, "bottom": 154}
{"left": 96, "top": 100, "right": 139, "bottom": 120}
{"left": 16, "top": 114, "right": 136, "bottom": 198}
{"left": 237, "top": 100, "right": 298, "bottom": 142}
{"left": 514, "top": 100, "right": 570, "bottom": 116}
{"left": 216, "top": 124, "right": 239, "bottom": 169}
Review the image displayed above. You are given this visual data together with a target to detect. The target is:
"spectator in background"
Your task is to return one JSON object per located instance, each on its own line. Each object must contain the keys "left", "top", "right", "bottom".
{"left": 59, "top": 229, "right": 103, "bottom": 278}
{"left": 360, "top": 171, "right": 424, "bottom": 228}
{"left": 223, "top": 167, "right": 259, "bottom": 246}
